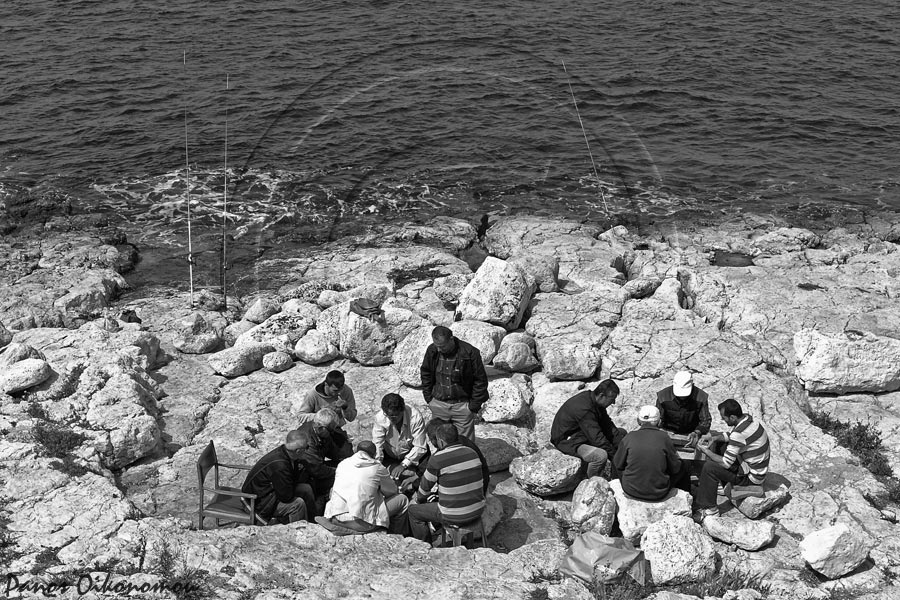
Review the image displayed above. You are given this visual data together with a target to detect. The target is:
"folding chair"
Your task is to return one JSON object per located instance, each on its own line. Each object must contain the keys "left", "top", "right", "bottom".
{"left": 197, "top": 440, "right": 263, "bottom": 529}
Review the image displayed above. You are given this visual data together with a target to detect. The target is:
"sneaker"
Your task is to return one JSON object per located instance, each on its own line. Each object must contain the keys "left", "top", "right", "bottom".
{"left": 692, "top": 508, "right": 718, "bottom": 524}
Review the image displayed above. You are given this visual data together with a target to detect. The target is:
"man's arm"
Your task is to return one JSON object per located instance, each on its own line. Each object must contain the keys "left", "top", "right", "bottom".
{"left": 468, "top": 348, "right": 489, "bottom": 412}
{"left": 664, "top": 438, "right": 683, "bottom": 476}
{"left": 341, "top": 387, "right": 358, "bottom": 422}
{"left": 415, "top": 455, "right": 439, "bottom": 502}
{"left": 270, "top": 462, "right": 297, "bottom": 504}
{"left": 696, "top": 396, "right": 712, "bottom": 435}
{"left": 612, "top": 439, "right": 628, "bottom": 473}
{"left": 404, "top": 409, "right": 428, "bottom": 468}
{"left": 420, "top": 346, "right": 435, "bottom": 404}
{"left": 377, "top": 463, "right": 399, "bottom": 497}
{"left": 295, "top": 390, "right": 320, "bottom": 424}
{"left": 371, "top": 416, "right": 388, "bottom": 462}
{"left": 578, "top": 406, "right": 614, "bottom": 453}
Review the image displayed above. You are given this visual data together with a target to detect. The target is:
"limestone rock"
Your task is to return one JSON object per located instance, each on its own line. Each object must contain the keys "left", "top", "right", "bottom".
{"left": 532, "top": 377, "right": 585, "bottom": 444}
{"left": 734, "top": 483, "right": 790, "bottom": 519}
{"left": 610, "top": 479, "right": 692, "bottom": 544}
{"left": 481, "top": 375, "right": 533, "bottom": 422}
{"left": 450, "top": 319, "right": 506, "bottom": 364}
{"left": 280, "top": 299, "right": 322, "bottom": 323}
{"left": 508, "top": 253, "right": 559, "bottom": 293}
{"left": 751, "top": 227, "right": 821, "bottom": 254}
{"left": 317, "top": 283, "right": 393, "bottom": 309}
{"left": 457, "top": 257, "right": 536, "bottom": 330}
{"left": 172, "top": 312, "right": 223, "bottom": 354}
{"left": 0, "top": 358, "right": 52, "bottom": 393}
{"left": 570, "top": 477, "right": 616, "bottom": 528}
{"left": 475, "top": 435, "right": 525, "bottom": 473}
{"left": 236, "top": 312, "right": 314, "bottom": 354}
{"left": 800, "top": 524, "right": 870, "bottom": 579}
{"left": 492, "top": 331, "right": 540, "bottom": 373}
{"left": 794, "top": 329, "right": 900, "bottom": 393}
{"left": 222, "top": 319, "right": 255, "bottom": 347}
{"left": 317, "top": 302, "right": 424, "bottom": 366}
{"left": 294, "top": 330, "right": 339, "bottom": 365}
{"left": 641, "top": 515, "right": 717, "bottom": 585}
{"left": 391, "top": 325, "right": 434, "bottom": 386}
{"left": 263, "top": 351, "right": 293, "bottom": 373}
{"left": 207, "top": 342, "right": 275, "bottom": 377}
{"left": 703, "top": 516, "right": 776, "bottom": 551}
{"left": 510, "top": 447, "right": 582, "bottom": 497}
{"left": 0, "top": 341, "right": 46, "bottom": 365}
{"left": 623, "top": 277, "right": 663, "bottom": 299}
{"left": 433, "top": 273, "right": 474, "bottom": 305}
{"left": 0, "top": 320, "right": 11, "bottom": 348}
{"left": 483, "top": 216, "right": 603, "bottom": 259}
{"left": 52, "top": 269, "right": 127, "bottom": 316}
{"left": 243, "top": 297, "right": 280, "bottom": 323}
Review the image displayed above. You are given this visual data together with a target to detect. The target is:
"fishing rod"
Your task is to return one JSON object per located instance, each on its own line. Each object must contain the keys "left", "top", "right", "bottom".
{"left": 221, "top": 73, "right": 229, "bottom": 310}
{"left": 562, "top": 59, "right": 610, "bottom": 216}
{"left": 183, "top": 50, "right": 195, "bottom": 307}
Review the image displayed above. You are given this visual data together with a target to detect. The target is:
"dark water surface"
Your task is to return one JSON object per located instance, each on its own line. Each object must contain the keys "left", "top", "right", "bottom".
{"left": 2, "top": 0, "right": 899, "bottom": 290}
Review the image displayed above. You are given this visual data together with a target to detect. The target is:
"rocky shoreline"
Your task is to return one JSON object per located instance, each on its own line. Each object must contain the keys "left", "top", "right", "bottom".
{"left": 2, "top": 206, "right": 900, "bottom": 599}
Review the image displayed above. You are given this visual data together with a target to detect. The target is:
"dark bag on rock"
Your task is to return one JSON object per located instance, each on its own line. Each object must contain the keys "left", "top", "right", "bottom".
{"left": 560, "top": 531, "right": 647, "bottom": 585}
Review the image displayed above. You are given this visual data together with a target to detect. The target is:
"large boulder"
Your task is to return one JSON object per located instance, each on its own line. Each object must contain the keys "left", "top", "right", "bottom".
{"left": 794, "top": 329, "right": 900, "bottom": 393}
{"left": 433, "top": 273, "right": 475, "bottom": 306}
{"left": 526, "top": 285, "right": 626, "bottom": 380}
{"left": 0, "top": 358, "right": 52, "bottom": 393}
{"left": 391, "top": 325, "right": 434, "bottom": 386}
{"left": 0, "top": 341, "right": 45, "bottom": 365}
{"left": 481, "top": 375, "right": 533, "bottom": 423}
{"left": 0, "top": 320, "right": 11, "bottom": 348}
{"left": 799, "top": 524, "right": 871, "bottom": 579}
{"left": 243, "top": 297, "right": 281, "bottom": 323}
{"left": 450, "top": 320, "right": 506, "bottom": 364}
{"left": 262, "top": 351, "right": 293, "bottom": 373}
{"left": 703, "top": 516, "right": 776, "bottom": 551}
{"left": 318, "top": 302, "right": 424, "bottom": 366}
{"left": 456, "top": 257, "right": 536, "bottom": 330}
{"left": 171, "top": 312, "right": 223, "bottom": 354}
{"left": 294, "top": 330, "right": 340, "bottom": 365}
{"left": 641, "top": 515, "right": 717, "bottom": 585}
{"left": 207, "top": 342, "right": 275, "bottom": 377}
{"left": 508, "top": 253, "right": 559, "bottom": 293}
{"left": 609, "top": 479, "right": 693, "bottom": 545}
{"left": 734, "top": 483, "right": 791, "bottom": 519}
{"left": 235, "top": 312, "right": 314, "bottom": 354}
{"left": 492, "top": 331, "right": 540, "bottom": 373}
{"left": 570, "top": 477, "right": 617, "bottom": 536}
{"left": 510, "top": 447, "right": 582, "bottom": 497}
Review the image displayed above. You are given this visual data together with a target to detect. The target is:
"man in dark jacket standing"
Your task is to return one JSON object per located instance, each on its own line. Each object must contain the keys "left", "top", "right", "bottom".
{"left": 420, "top": 326, "right": 488, "bottom": 441}
{"left": 551, "top": 379, "right": 626, "bottom": 478}
{"left": 613, "top": 406, "right": 691, "bottom": 501}
{"left": 656, "top": 370, "right": 711, "bottom": 448}
{"left": 241, "top": 430, "right": 317, "bottom": 524}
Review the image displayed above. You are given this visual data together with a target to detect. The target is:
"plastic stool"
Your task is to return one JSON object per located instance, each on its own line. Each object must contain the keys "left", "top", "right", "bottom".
{"left": 439, "top": 518, "right": 488, "bottom": 549}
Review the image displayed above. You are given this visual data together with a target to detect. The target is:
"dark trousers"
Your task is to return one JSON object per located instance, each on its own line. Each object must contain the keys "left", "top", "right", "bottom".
{"left": 694, "top": 461, "right": 749, "bottom": 509}
{"left": 408, "top": 501, "right": 444, "bottom": 544}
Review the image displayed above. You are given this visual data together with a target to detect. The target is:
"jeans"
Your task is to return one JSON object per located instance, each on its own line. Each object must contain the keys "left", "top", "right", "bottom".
{"left": 695, "top": 461, "right": 749, "bottom": 509}
{"left": 428, "top": 399, "right": 476, "bottom": 441}
{"left": 576, "top": 444, "right": 609, "bottom": 478}
{"left": 408, "top": 501, "right": 444, "bottom": 543}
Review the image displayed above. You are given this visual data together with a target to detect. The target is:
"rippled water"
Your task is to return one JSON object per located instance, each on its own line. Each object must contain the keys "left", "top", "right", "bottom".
{"left": 2, "top": 0, "right": 899, "bottom": 289}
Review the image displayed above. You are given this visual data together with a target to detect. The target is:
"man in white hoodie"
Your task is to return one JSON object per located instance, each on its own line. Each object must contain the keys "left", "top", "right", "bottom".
{"left": 321, "top": 441, "right": 409, "bottom": 534}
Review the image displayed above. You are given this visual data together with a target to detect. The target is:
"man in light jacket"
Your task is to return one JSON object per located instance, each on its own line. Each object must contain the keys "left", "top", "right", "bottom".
{"left": 372, "top": 393, "right": 427, "bottom": 489}
{"left": 322, "top": 441, "right": 409, "bottom": 534}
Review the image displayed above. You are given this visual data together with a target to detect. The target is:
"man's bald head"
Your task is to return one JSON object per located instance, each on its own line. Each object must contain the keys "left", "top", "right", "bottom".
{"left": 285, "top": 429, "right": 310, "bottom": 451}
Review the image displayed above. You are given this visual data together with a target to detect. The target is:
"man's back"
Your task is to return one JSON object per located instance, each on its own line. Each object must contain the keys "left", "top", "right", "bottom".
{"left": 242, "top": 445, "right": 299, "bottom": 516}
{"left": 419, "top": 443, "right": 485, "bottom": 524}
{"left": 551, "top": 390, "right": 614, "bottom": 454}
{"left": 613, "top": 427, "right": 682, "bottom": 501}
{"left": 725, "top": 415, "right": 770, "bottom": 484}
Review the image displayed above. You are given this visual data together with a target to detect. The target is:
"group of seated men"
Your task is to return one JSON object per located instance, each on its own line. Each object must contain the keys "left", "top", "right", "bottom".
{"left": 551, "top": 370, "right": 771, "bottom": 522}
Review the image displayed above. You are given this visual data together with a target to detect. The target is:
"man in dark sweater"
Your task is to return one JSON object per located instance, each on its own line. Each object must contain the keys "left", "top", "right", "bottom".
{"left": 241, "top": 430, "right": 317, "bottom": 524}
{"left": 420, "top": 325, "right": 489, "bottom": 441}
{"left": 550, "top": 379, "right": 627, "bottom": 478}
{"left": 656, "top": 370, "right": 711, "bottom": 448}
{"left": 613, "top": 406, "right": 691, "bottom": 501}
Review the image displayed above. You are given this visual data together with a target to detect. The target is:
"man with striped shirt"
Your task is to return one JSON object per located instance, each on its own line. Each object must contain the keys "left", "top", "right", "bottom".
{"left": 407, "top": 422, "right": 487, "bottom": 543}
{"left": 694, "top": 398, "right": 770, "bottom": 520}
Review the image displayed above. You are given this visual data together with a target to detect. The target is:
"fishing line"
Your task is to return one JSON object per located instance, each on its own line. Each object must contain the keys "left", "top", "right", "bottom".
{"left": 562, "top": 59, "right": 610, "bottom": 216}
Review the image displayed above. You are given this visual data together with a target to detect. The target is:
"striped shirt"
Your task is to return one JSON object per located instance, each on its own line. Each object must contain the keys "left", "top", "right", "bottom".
{"left": 722, "top": 415, "right": 770, "bottom": 484}
{"left": 417, "top": 443, "right": 486, "bottom": 524}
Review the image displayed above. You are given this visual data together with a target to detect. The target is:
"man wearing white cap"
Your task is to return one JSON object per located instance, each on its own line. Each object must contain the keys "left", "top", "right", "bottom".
{"left": 613, "top": 406, "right": 691, "bottom": 501}
{"left": 656, "top": 370, "right": 711, "bottom": 448}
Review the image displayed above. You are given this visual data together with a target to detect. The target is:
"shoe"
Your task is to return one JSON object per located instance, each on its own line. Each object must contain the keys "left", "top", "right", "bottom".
{"left": 692, "top": 508, "right": 718, "bottom": 524}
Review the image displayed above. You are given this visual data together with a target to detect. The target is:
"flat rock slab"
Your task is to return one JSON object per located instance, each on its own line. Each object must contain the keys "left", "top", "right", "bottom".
{"left": 510, "top": 447, "right": 582, "bottom": 497}
{"left": 610, "top": 479, "right": 692, "bottom": 545}
{"left": 703, "top": 515, "right": 776, "bottom": 551}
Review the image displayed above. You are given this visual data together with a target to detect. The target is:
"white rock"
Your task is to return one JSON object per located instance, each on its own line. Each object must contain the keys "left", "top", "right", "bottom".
{"left": 457, "top": 257, "right": 536, "bottom": 330}
{"left": 492, "top": 331, "right": 540, "bottom": 373}
{"left": 0, "top": 321, "right": 13, "bottom": 349}
{"left": 432, "top": 273, "right": 474, "bottom": 305}
{"left": 508, "top": 253, "right": 559, "bottom": 293}
{"left": 172, "top": 312, "right": 223, "bottom": 354}
{"left": 280, "top": 299, "right": 322, "bottom": 323}
{"left": 294, "top": 330, "right": 340, "bottom": 365}
{"left": 0, "top": 358, "right": 52, "bottom": 394}
{"left": 570, "top": 477, "right": 617, "bottom": 534}
{"left": 610, "top": 479, "right": 692, "bottom": 545}
{"left": 734, "top": 484, "right": 790, "bottom": 519}
{"left": 481, "top": 375, "right": 533, "bottom": 423}
{"left": 703, "top": 516, "right": 776, "bottom": 551}
{"left": 751, "top": 227, "right": 821, "bottom": 254}
{"left": 236, "top": 312, "right": 314, "bottom": 354}
{"left": 243, "top": 297, "right": 281, "bottom": 323}
{"left": 317, "top": 302, "right": 424, "bottom": 366}
{"left": 222, "top": 319, "right": 256, "bottom": 347}
{"left": 800, "top": 524, "right": 870, "bottom": 579}
{"left": 391, "top": 325, "right": 435, "bottom": 386}
{"left": 641, "top": 515, "right": 717, "bottom": 585}
{"left": 510, "top": 447, "right": 582, "bottom": 497}
{"left": 207, "top": 342, "right": 275, "bottom": 377}
{"left": 0, "top": 342, "right": 46, "bottom": 366}
{"left": 450, "top": 320, "right": 506, "bottom": 363}
{"left": 263, "top": 351, "right": 293, "bottom": 373}
{"left": 794, "top": 328, "right": 900, "bottom": 393}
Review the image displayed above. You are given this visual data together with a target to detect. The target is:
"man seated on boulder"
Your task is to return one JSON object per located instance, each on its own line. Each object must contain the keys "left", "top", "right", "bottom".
{"left": 420, "top": 325, "right": 488, "bottom": 442}
{"left": 241, "top": 429, "right": 317, "bottom": 524}
{"left": 417, "top": 419, "right": 490, "bottom": 495}
{"left": 408, "top": 423, "right": 487, "bottom": 544}
{"left": 613, "top": 405, "right": 691, "bottom": 501}
{"left": 372, "top": 393, "right": 427, "bottom": 491}
{"left": 655, "top": 370, "right": 711, "bottom": 449}
{"left": 694, "top": 398, "right": 771, "bottom": 521}
{"left": 296, "top": 369, "right": 356, "bottom": 459}
{"left": 320, "top": 441, "right": 409, "bottom": 535}
{"left": 551, "top": 379, "right": 627, "bottom": 479}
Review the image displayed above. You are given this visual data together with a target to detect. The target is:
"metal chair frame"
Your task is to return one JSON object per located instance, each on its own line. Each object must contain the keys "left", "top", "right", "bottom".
{"left": 197, "top": 440, "right": 261, "bottom": 530}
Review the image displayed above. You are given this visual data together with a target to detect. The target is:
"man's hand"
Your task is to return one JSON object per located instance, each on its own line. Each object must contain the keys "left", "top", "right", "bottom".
{"left": 332, "top": 398, "right": 348, "bottom": 410}
{"left": 686, "top": 432, "right": 699, "bottom": 448}
{"left": 390, "top": 463, "right": 406, "bottom": 479}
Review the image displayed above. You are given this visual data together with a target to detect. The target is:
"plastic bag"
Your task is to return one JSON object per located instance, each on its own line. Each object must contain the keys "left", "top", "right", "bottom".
{"left": 559, "top": 531, "right": 647, "bottom": 585}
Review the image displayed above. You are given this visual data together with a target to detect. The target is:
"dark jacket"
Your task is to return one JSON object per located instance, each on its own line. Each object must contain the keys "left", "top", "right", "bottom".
{"left": 296, "top": 421, "right": 340, "bottom": 482}
{"left": 551, "top": 390, "right": 619, "bottom": 455}
{"left": 656, "top": 386, "right": 711, "bottom": 435}
{"left": 241, "top": 445, "right": 302, "bottom": 518}
{"left": 613, "top": 426, "right": 684, "bottom": 501}
{"left": 420, "top": 337, "right": 489, "bottom": 412}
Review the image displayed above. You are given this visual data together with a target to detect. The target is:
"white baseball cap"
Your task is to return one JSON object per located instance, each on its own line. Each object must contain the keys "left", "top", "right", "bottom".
{"left": 673, "top": 371, "right": 694, "bottom": 396}
{"left": 638, "top": 405, "right": 660, "bottom": 423}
